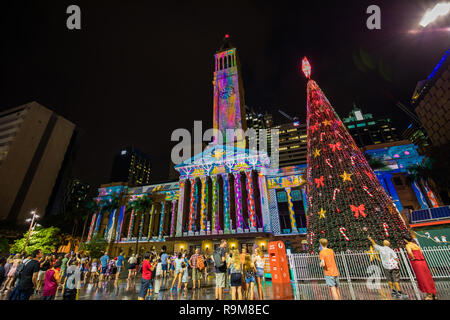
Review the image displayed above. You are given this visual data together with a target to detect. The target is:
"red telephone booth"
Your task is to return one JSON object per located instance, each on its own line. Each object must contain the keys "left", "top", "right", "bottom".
{"left": 268, "top": 241, "right": 290, "bottom": 284}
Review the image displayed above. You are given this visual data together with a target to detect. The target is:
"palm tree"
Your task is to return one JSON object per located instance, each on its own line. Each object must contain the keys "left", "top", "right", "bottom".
{"left": 365, "top": 153, "right": 389, "bottom": 171}
{"left": 407, "top": 163, "right": 442, "bottom": 207}
{"left": 81, "top": 199, "right": 102, "bottom": 243}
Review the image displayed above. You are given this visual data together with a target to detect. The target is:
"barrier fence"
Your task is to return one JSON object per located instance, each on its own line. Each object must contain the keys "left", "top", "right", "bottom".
{"left": 287, "top": 246, "right": 450, "bottom": 300}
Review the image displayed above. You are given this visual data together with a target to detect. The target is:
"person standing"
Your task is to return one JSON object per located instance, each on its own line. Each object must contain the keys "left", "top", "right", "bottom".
{"left": 404, "top": 236, "right": 437, "bottom": 300}
{"left": 189, "top": 248, "right": 203, "bottom": 289}
{"left": 212, "top": 239, "right": 228, "bottom": 300}
{"left": 115, "top": 251, "right": 125, "bottom": 281}
{"left": 244, "top": 254, "right": 256, "bottom": 300}
{"left": 170, "top": 252, "right": 185, "bottom": 290}
{"left": 138, "top": 252, "right": 155, "bottom": 300}
{"left": 59, "top": 253, "right": 69, "bottom": 288}
{"left": 368, "top": 236, "right": 406, "bottom": 298}
{"left": 99, "top": 252, "right": 109, "bottom": 282}
{"left": 37, "top": 255, "right": 51, "bottom": 293}
{"left": 253, "top": 247, "right": 265, "bottom": 300}
{"left": 127, "top": 254, "right": 137, "bottom": 280}
{"left": 160, "top": 250, "right": 169, "bottom": 279}
{"left": 14, "top": 249, "right": 43, "bottom": 300}
{"left": 228, "top": 249, "right": 243, "bottom": 300}
{"left": 63, "top": 260, "right": 81, "bottom": 300}
{"left": 318, "top": 238, "right": 341, "bottom": 300}
{"left": 41, "top": 260, "right": 61, "bottom": 300}
{"left": 0, "top": 257, "right": 6, "bottom": 289}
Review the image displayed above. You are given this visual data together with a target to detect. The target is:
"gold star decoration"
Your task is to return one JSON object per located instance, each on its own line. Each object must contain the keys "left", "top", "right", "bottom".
{"left": 365, "top": 246, "right": 381, "bottom": 262}
{"left": 322, "top": 119, "right": 332, "bottom": 126}
{"left": 318, "top": 208, "right": 326, "bottom": 219}
{"left": 313, "top": 148, "right": 321, "bottom": 158}
{"left": 340, "top": 171, "right": 353, "bottom": 182}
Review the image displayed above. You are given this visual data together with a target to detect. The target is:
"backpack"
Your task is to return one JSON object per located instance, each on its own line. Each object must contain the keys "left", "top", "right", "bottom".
{"left": 213, "top": 249, "right": 224, "bottom": 269}
{"left": 197, "top": 256, "right": 205, "bottom": 271}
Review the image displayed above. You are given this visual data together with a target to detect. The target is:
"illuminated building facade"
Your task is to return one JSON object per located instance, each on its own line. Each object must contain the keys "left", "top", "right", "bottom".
{"left": 110, "top": 147, "right": 151, "bottom": 187}
{"left": 343, "top": 104, "right": 400, "bottom": 147}
{"left": 86, "top": 39, "right": 438, "bottom": 255}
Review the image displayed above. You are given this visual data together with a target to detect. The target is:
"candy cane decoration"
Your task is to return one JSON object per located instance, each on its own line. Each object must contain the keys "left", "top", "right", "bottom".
{"left": 332, "top": 188, "right": 340, "bottom": 201}
{"left": 351, "top": 156, "right": 355, "bottom": 166}
{"left": 383, "top": 223, "right": 389, "bottom": 237}
{"left": 363, "top": 185, "right": 374, "bottom": 197}
{"left": 325, "top": 158, "right": 333, "bottom": 168}
{"left": 340, "top": 227, "right": 350, "bottom": 241}
{"left": 320, "top": 132, "right": 326, "bottom": 142}
{"left": 309, "top": 232, "right": 315, "bottom": 245}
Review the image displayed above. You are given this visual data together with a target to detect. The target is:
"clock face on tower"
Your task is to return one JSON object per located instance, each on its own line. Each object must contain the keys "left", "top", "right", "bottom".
{"left": 219, "top": 85, "right": 235, "bottom": 100}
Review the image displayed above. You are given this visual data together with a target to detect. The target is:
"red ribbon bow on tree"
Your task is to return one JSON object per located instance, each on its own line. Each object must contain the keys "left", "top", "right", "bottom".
{"left": 310, "top": 123, "right": 320, "bottom": 133}
{"left": 314, "top": 176, "right": 324, "bottom": 188}
{"left": 328, "top": 142, "right": 342, "bottom": 152}
{"left": 350, "top": 204, "right": 366, "bottom": 218}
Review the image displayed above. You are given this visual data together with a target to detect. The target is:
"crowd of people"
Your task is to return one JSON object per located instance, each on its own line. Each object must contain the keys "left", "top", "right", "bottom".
{"left": 318, "top": 235, "right": 438, "bottom": 300}
{"left": 0, "top": 235, "right": 440, "bottom": 301}
{"left": 0, "top": 240, "right": 267, "bottom": 301}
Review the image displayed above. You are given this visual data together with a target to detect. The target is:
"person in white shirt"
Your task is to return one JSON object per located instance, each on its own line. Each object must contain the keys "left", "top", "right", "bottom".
{"left": 368, "top": 236, "right": 406, "bottom": 298}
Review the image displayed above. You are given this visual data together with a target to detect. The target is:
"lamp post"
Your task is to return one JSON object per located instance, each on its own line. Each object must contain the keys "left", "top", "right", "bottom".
{"left": 22, "top": 210, "right": 40, "bottom": 255}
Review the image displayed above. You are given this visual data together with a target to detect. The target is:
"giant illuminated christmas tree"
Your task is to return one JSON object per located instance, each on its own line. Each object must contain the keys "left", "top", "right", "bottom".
{"left": 302, "top": 58, "right": 410, "bottom": 252}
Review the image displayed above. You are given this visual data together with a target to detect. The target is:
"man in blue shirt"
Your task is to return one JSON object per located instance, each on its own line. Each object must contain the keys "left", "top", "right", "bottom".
{"left": 99, "top": 252, "right": 109, "bottom": 282}
{"left": 160, "top": 250, "right": 169, "bottom": 279}
{"left": 115, "top": 251, "right": 125, "bottom": 281}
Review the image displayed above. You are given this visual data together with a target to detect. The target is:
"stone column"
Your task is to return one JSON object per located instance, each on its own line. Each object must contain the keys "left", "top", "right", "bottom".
{"left": 257, "top": 173, "right": 271, "bottom": 232}
{"left": 285, "top": 187, "right": 298, "bottom": 233}
{"left": 86, "top": 212, "right": 97, "bottom": 242}
{"left": 211, "top": 175, "right": 219, "bottom": 234}
{"left": 176, "top": 180, "right": 186, "bottom": 237}
{"left": 245, "top": 170, "right": 257, "bottom": 232}
{"left": 138, "top": 210, "right": 145, "bottom": 240}
{"left": 147, "top": 204, "right": 155, "bottom": 239}
{"left": 188, "top": 179, "right": 198, "bottom": 234}
{"left": 222, "top": 173, "right": 231, "bottom": 234}
{"left": 200, "top": 176, "right": 208, "bottom": 235}
{"left": 233, "top": 172, "right": 244, "bottom": 232}
{"left": 127, "top": 209, "right": 135, "bottom": 240}
{"left": 158, "top": 201, "right": 166, "bottom": 238}
{"left": 170, "top": 200, "right": 177, "bottom": 237}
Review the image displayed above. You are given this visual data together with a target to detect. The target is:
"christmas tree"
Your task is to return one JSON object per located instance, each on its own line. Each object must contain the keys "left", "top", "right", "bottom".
{"left": 302, "top": 57, "right": 410, "bottom": 252}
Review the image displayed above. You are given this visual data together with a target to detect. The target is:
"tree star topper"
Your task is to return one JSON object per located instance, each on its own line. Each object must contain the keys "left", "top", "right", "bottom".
{"left": 302, "top": 57, "right": 311, "bottom": 79}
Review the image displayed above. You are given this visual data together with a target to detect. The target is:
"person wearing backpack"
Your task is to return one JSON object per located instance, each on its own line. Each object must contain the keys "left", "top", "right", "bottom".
{"left": 12, "top": 249, "right": 43, "bottom": 300}
{"left": 189, "top": 248, "right": 204, "bottom": 289}
{"left": 212, "top": 239, "right": 228, "bottom": 300}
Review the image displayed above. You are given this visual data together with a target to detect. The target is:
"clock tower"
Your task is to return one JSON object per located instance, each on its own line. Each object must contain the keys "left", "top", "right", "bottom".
{"left": 212, "top": 35, "right": 247, "bottom": 146}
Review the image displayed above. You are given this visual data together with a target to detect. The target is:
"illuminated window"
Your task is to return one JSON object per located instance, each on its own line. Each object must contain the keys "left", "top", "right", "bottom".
{"left": 348, "top": 125, "right": 355, "bottom": 129}
{"left": 357, "top": 123, "right": 366, "bottom": 127}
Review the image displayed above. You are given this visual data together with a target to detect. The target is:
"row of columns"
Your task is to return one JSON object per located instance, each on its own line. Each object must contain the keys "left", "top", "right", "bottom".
{"left": 88, "top": 199, "right": 179, "bottom": 243}
{"left": 182, "top": 170, "right": 262, "bottom": 235}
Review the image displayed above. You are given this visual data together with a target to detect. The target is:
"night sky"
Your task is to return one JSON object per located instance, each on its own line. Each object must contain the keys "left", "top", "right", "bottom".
{"left": 1, "top": 0, "right": 449, "bottom": 190}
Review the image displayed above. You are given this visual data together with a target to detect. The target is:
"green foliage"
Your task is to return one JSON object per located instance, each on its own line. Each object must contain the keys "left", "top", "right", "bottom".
{"left": 79, "top": 236, "right": 108, "bottom": 259}
{"left": 10, "top": 226, "right": 61, "bottom": 255}
{"left": 0, "top": 237, "right": 10, "bottom": 254}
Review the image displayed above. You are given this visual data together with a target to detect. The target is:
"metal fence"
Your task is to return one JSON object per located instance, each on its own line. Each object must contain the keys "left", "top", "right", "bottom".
{"left": 287, "top": 246, "right": 450, "bottom": 299}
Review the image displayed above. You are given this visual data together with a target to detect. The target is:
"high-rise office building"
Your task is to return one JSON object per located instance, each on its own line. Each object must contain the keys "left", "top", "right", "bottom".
{"left": 0, "top": 102, "right": 76, "bottom": 223}
{"left": 110, "top": 147, "right": 151, "bottom": 186}
{"left": 411, "top": 49, "right": 450, "bottom": 147}
{"left": 343, "top": 104, "right": 400, "bottom": 147}
{"left": 245, "top": 107, "right": 273, "bottom": 154}
{"left": 274, "top": 120, "right": 308, "bottom": 167}
{"left": 402, "top": 122, "right": 431, "bottom": 154}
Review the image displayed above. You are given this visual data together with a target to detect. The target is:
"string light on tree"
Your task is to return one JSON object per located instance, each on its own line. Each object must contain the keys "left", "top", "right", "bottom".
{"left": 302, "top": 57, "right": 411, "bottom": 252}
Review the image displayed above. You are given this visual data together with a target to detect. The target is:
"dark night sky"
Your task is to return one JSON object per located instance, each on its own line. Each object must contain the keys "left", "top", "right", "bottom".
{"left": 1, "top": 1, "right": 449, "bottom": 190}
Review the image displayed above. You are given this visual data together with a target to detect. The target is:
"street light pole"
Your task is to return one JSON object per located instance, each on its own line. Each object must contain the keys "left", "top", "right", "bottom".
{"left": 22, "top": 210, "right": 39, "bottom": 255}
